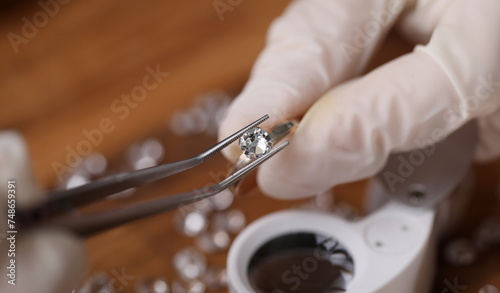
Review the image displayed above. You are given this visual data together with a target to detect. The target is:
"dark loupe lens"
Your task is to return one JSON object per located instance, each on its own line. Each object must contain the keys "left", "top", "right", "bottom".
{"left": 248, "top": 232, "right": 354, "bottom": 293}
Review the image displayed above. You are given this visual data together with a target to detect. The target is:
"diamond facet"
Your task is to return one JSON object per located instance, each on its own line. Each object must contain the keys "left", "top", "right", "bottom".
{"left": 239, "top": 127, "right": 272, "bottom": 159}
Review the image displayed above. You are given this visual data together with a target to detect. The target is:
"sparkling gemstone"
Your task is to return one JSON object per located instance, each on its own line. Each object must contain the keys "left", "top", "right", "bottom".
{"left": 239, "top": 127, "right": 272, "bottom": 159}
{"left": 83, "top": 153, "right": 107, "bottom": 176}
{"left": 171, "top": 280, "right": 206, "bottom": 293}
{"left": 170, "top": 112, "right": 197, "bottom": 136}
{"left": 65, "top": 171, "right": 90, "bottom": 189}
{"left": 190, "top": 199, "right": 214, "bottom": 215}
{"left": 135, "top": 278, "right": 170, "bottom": 293}
{"left": 198, "top": 92, "right": 231, "bottom": 137}
{"left": 479, "top": 285, "right": 500, "bottom": 293}
{"left": 141, "top": 138, "right": 165, "bottom": 162}
{"left": 201, "top": 266, "right": 228, "bottom": 290}
{"left": 126, "top": 143, "right": 142, "bottom": 164}
{"left": 170, "top": 108, "right": 209, "bottom": 136}
{"left": 107, "top": 187, "right": 136, "bottom": 199}
{"left": 77, "top": 272, "right": 114, "bottom": 293}
{"left": 195, "top": 230, "right": 230, "bottom": 253}
{"left": 473, "top": 216, "right": 500, "bottom": 250}
{"left": 174, "top": 211, "right": 208, "bottom": 237}
{"left": 496, "top": 182, "right": 500, "bottom": 203}
{"left": 211, "top": 209, "right": 246, "bottom": 234}
{"left": 210, "top": 189, "right": 234, "bottom": 211}
{"left": 444, "top": 238, "right": 477, "bottom": 266}
{"left": 134, "top": 156, "right": 157, "bottom": 170}
{"left": 127, "top": 139, "right": 164, "bottom": 170}
{"left": 173, "top": 247, "right": 207, "bottom": 281}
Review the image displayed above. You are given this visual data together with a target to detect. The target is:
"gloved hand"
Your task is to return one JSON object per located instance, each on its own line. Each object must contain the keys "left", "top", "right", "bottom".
{"left": 0, "top": 132, "right": 86, "bottom": 293}
{"left": 219, "top": 0, "right": 500, "bottom": 199}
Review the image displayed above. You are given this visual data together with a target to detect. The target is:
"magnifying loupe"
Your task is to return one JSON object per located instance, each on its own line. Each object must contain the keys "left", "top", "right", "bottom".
{"left": 248, "top": 232, "right": 354, "bottom": 292}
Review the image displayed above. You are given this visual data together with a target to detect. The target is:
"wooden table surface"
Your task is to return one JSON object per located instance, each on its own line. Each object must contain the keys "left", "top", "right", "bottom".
{"left": 0, "top": 1, "right": 498, "bottom": 292}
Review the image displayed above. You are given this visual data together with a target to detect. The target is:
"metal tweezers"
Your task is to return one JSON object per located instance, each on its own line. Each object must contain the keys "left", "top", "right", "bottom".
{"left": 17, "top": 115, "right": 288, "bottom": 237}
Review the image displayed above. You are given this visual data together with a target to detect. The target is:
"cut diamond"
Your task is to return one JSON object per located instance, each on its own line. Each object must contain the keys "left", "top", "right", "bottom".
{"left": 135, "top": 278, "right": 169, "bottom": 293}
{"left": 239, "top": 127, "right": 272, "bottom": 159}
{"left": 173, "top": 247, "right": 207, "bottom": 281}
{"left": 444, "top": 238, "right": 477, "bottom": 266}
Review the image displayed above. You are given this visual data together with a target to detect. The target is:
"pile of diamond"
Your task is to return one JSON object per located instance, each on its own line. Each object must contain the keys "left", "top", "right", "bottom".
{"left": 69, "top": 92, "right": 243, "bottom": 293}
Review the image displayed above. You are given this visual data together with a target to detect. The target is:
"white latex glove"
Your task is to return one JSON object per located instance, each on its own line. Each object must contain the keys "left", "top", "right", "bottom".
{"left": 219, "top": 0, "right": 500, "bottom": 199}
{"left": 0, "top": 132, "right": 86, "bottom": 293}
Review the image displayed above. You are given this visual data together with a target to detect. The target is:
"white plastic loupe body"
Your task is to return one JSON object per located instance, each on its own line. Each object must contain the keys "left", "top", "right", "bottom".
{"left": 227, "top": 121, "right": 478, "bottom": 293}
{"left": 227, "top": 200, "right": 436, "bottom": 293}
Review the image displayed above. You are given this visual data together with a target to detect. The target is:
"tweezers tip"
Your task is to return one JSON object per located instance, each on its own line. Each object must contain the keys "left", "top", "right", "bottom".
{"left": 221, "top": 140, "right": 289, "bottom": 188}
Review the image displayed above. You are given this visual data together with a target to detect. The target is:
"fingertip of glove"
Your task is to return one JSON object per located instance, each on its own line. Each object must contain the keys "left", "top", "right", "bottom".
{"left": 257, "top": 160, "right": 318, "bottom": 200}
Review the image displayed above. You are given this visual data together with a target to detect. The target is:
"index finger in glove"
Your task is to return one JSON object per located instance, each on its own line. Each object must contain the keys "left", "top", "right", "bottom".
{"left": 219, "top": 0, "right": 411, "bottom": 161}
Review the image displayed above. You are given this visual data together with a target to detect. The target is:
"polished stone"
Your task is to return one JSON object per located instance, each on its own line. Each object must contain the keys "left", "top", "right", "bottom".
{"left": 444, "top": 238, "right": 477, "bottom": 266}
{"left": 135, "top": 278, "right": 169, "bottom": 293}
{"left": 239, "top": 127, "right": 272, "bottom": 159}
{"left": 195, "top": 230, "right": 230, "bottom": 253}
{"left": 173, "top": 247, "right": 207, "bottom": 281}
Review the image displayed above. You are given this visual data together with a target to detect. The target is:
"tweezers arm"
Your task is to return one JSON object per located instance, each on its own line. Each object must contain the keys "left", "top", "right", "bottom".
{"left": 45, "top": 158, "right": 201, "bottom": 213}
{"left": 23, "top": 114, "right": 271, "bottom": 220}
{"left": 48, "top": 141, "right": 288, "bottom": 237}
{"left": 54, "top": 185, "right": 221, "bottom": 237}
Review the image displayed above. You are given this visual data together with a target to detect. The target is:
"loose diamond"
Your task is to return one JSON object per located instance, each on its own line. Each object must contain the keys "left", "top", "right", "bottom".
{"left": 141, "top": 138, "right": 165, "bottom": 162}
{"left": 83, "top": 153, "right": 107, "bottom": 176}
{"left": 444, "top": 238, "right": 477, "bottom": 266}
{"left": 173, "top": 247, "right": 207, "bottom": 281}
{"left": 190, "top": 199, "right": 214, "bottom": 215}
{"left": 211, "top": 210, "right": 246, "bottom": 234}
{"left": 135, "top": 278, "right": 170, "bottom": 293}
{"left": 171, "top": 280, "right": 206, "bottom": 293}
{"left": 77, "top": 272, "right": 114, "bottom": 293}
{"left": 239, "top": 127, "right": 272, "bottom": 159}
{"left": 65, "top": 171, "right": 90, "bottom": 190}
{"left": 195, "top": 230, "right": 230, "bottom": 253}
{"left": 210, "top": 189, "right": 234, "bottom": 211}
{"left": 473, "top": 216, "right": 500, "bottom": 250}
{"left": 479, "top": 285, "right": 500, "bottom": 293}
{"left": 174, "top": 211, "right": 208, "bottom": 237}
{"left": 201, "top": 266, "right": 228, "bottom": 290}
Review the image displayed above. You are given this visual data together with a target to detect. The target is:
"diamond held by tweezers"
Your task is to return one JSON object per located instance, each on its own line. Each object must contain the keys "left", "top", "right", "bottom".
{"left": 239, "top": 127, "right": 272, "bottom": 159}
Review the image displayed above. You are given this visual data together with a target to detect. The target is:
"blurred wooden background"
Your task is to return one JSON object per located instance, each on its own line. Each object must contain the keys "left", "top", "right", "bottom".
{"left": 0, "top": 1, "right": 498, "bottom": 292}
